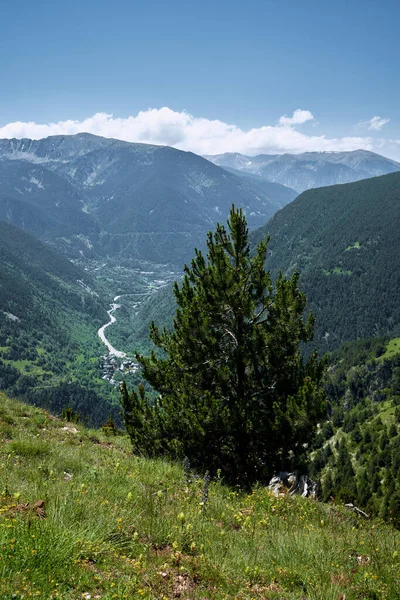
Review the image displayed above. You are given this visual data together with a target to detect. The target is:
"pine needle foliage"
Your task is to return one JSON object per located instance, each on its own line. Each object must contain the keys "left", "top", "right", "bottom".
{"left": 122, "top": 206, "right": 326, "bottom": 486}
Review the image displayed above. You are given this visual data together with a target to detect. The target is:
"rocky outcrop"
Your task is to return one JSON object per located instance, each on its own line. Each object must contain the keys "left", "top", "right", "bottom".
{"left": 268, "top": 472, "right": 319, "bottom": 498}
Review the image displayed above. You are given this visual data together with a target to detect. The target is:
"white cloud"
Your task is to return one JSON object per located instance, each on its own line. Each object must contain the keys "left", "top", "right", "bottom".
{"left": 278, "top": 109, "right": 314, "bottom": 126}
{"left": 368, "top": 116, "right": 390, "bottom": 131}
{"left": 0, "top": 107, "right": 382, "bottom": 157}
{"left": 359, "top": 116, "right": 390, "bottom": 132}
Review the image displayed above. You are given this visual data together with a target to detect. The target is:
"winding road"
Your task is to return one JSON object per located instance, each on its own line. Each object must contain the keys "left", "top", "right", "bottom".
{"left": 97, "top": 295, "right": 127, "bottom": 358}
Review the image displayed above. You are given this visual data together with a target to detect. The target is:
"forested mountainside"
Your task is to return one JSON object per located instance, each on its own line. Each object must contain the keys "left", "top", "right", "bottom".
{"left": 0, "top": 222, "right": 119, "bottom": 424}
{"left": 253, "top": 171, "right": 400, "bottom": 351}
{"left": 309, "top": 336, "right": 400, "bottom": 526}
{"left": 206, "top": 149, "right": 400, "bottom": 193}
{"left": 0, "top": 133, "right": 297, "bottom": 267}
{"left": 211, "top": 165, "right": 298, "bottom": 203}
{"left": 0, "top": 221, "right": 101, "bottom": 319}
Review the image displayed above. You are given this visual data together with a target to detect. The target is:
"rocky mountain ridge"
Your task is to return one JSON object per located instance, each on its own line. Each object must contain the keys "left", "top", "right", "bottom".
{"left": 0, "top": 133, "right": 297, "bottom": 266}
{"left": 205, "top": 149, "right": 400, "bottom": 192}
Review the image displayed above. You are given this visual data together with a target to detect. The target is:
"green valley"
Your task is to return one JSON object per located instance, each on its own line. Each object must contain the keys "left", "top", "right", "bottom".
{"left": 0, "top": 222, "right": 128, "bottom": 424}
{"left": 114, "top": 172, "right": 400, "bottom": 357}
{"left": 2, "top": 6, "right": 400, "bottom": 598}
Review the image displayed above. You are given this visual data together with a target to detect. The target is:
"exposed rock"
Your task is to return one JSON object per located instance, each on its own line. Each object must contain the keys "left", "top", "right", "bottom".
{"left": 61, "top": 426, "right": 78, "bottom": 434}
{"left": 2, "top": 311, "right": 20, "bottom": 322}
{"left": 268, "top": 471, "right": 319, "bottom": 498}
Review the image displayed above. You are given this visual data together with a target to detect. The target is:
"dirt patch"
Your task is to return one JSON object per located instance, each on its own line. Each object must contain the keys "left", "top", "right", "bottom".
{"left": 173, "top": 573, "right": 196, "bottom": 597}
{"left": 157, "top": 569, "right": 200, "bottom": 599}
{"left": 12, "top": 499, "right": 46, "bottom": 519}
{"left": 249, "top": 582, "right": 284, "bottom": 597}
{"left": 152, "top": 543, "right": 174, "bottom": 558}
{"left": 89, "top": 436, "right": 116, "bottom": 449}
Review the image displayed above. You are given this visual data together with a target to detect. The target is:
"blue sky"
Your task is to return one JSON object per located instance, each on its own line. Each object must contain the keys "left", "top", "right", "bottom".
{"left": 1, "top": 0, "right": 399, "bottom": 158}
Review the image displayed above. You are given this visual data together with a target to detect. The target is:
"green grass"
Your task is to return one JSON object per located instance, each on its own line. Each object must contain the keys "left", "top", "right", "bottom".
{"left": 0, "top": 392, "right": 399, "bottom": 600}
{"left": 345, "top": 241, "right": 361, "bottom": 251}
{"left": 374, "top": 400, "right": 396, "bottom": 426}
{"left": 379, "top": 337, "right": 400, "bottom": 361}
{"left": 332, "top": 267, "right": 352, "bottom": 276}
{"left": 322, "top": 267, "right": 352, "bottom": 276}
{"left": 9, "top": 438, "right": 51, "bottom": 458}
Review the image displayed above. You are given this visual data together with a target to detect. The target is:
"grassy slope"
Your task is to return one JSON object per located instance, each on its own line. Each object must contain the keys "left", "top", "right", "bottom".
{"left": 1, "top": 393, "right": 399, "bottom": 600}
{"left": 380, "top": 337, "right": 400, "bottom": 361}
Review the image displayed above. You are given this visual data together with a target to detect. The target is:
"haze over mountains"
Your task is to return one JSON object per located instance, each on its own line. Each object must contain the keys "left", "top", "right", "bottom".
{"left": 0, "top": 133, "right": 297, "bottom": 266}
{"left": 206, "top": 150, "right": 400, "bottom": 193}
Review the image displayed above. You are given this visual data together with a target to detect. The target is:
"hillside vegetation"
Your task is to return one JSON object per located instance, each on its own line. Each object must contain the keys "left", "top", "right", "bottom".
{"left": 309, "top": 335, "right": 400, "bottom": 524}
{"left": 0, "top": 222, "right": 120, "bottom": 425}
{"left": 253, "top": 172, "right": 400, "bottom": 351}
{"left": 1, "top": 392, "right": 400, "bottom": 600}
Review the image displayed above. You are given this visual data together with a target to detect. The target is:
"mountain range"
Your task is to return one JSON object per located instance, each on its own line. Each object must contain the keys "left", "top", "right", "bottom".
{"left": 205, "top": 150, "right": 400, "bottom": 193}
{"left": 1, "top": 134, "right": 400, "bottom": 411}
{"left": 0, "top": 133, "right": 297, "bottom": 267}
{"left": 2, "top": 135, "right": 399, "bottom": 270}
{"left": 1, "top": 134, "right": 400, "bottom": 546}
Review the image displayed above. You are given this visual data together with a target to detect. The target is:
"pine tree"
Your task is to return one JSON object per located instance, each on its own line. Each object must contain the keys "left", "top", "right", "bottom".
{"left": 334, "top": 441, "right": 357, "bottom": 502}
{"left": 122, "top": 206, "right": 326, "bottom": 486}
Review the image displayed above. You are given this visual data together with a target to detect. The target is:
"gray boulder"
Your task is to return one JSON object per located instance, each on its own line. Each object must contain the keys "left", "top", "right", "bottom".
{"left": 268, "top": 471, "right": 319, "bottom": 498}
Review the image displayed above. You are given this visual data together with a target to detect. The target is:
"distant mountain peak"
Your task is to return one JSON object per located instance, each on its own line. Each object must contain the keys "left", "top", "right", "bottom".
{"left": 0, "top": 134, "right": 297, "bottom": 267}
{"left": 205, "top": 149, "right": 400, "bottom": 192}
